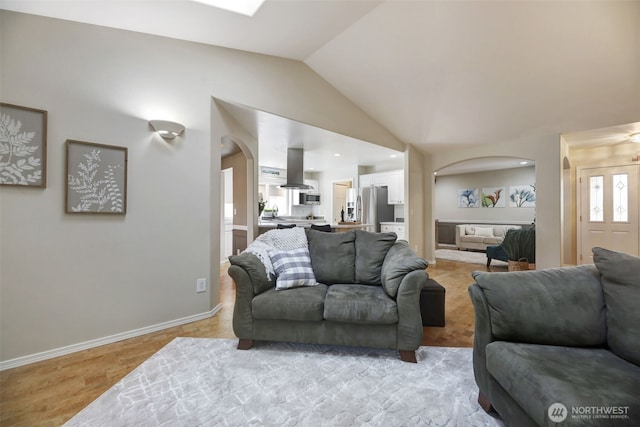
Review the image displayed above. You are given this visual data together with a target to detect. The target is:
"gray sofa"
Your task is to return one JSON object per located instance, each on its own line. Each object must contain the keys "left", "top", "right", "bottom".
{"left": 468, "top": 247, "right": 640, "bottom": 426}
{"left": 228, "top": 229, "right": 429, "bottom": 362}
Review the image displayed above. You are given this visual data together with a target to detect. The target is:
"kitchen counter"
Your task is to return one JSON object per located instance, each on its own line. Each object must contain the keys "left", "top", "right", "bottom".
{"left": 258, "top": 219, "right": 372, "bottom": 234}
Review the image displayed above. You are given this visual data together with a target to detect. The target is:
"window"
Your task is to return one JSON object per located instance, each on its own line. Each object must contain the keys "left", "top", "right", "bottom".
{"left": 258, "top": 183, "right": 291, "bottom": 216}
{"left": 612, "top": 173, "right": 628, "bottom": 222}
{"left": 589, "top": 176, "right": 604, "bottom": 222}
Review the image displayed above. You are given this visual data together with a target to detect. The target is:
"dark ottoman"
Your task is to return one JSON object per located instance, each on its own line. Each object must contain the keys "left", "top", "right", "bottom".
{"left": 420, "top": 279, "right": 446, "bottom": 327}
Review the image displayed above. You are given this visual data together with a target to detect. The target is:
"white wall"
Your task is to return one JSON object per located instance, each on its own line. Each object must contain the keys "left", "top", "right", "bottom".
{"left": 405, "top": 145, "right": 425, "bottom": 256}
{"left": 1, "top": 13, "right": 214, "bottom": 363}
{"left": 434, "top": 167, "right": 536, "bottom": 223}
{"left": 0, "top": 11, "right": 405, "bottom": 364}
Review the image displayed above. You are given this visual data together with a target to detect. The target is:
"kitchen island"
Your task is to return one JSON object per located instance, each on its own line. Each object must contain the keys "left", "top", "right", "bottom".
{"left": 258, "top": 218, "right": 372, "bottom": 235}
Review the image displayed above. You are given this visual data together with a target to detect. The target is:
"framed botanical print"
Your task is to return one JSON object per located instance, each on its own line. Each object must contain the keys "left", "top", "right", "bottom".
{"left": 509, "top": 184, "right": 536, "bottom": 207}
{"left": 65, "top": 140, "right": 128, "bottom": 214}
{"left": 457, "top": 188, "right": 479, "bottom": 208}
{"left": 0, "top": 102, "right": 48, "bottom": 187}
{"left": 481, "top": 187, "right": 505, "bottom": 208}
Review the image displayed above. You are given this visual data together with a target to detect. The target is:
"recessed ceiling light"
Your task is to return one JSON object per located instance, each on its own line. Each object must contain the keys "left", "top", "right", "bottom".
{"left": 631, "top": 133, "right": 640, "bottom": 143}
{"left": 390, "top": 154, "right": 398, "bottom": 158}
{"left": 519, "top": 161, "right": 528, "bottom": 165}
{"left": 191, "top": 0, "right": 265, "bottom": 16}
{"left": 334, "top": 153, "right": 341, "bottom": 157}
{"left": 433, "top": 172, "right": 438, "bottom": 175}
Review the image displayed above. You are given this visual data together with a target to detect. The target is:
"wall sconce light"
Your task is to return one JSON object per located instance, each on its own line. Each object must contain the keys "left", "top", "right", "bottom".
{"left": 630, "top": 133, "right": 640, "bottom": 143}
{"left": 149, "top": 120, "right": 185, "bottom": 139}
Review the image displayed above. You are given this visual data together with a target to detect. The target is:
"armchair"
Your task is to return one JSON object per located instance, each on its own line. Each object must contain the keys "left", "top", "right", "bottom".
{"left": 469, "top": 247, "right": 640, "bottom": 426}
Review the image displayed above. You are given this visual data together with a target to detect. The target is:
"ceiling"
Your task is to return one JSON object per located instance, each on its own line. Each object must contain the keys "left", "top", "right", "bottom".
{"left": 0, "top": 0, "right": 380, "bottom": 61}
{"left": 4, "top": 0, "right": 639, "bottom": 172}
{"left": 218, "top": 100, "right": 404, "bottom": 171}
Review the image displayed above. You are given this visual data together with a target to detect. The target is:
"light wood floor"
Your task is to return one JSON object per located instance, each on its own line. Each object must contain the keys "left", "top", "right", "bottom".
{"left": 0, "top": 259, "right": 506, "bottom": 426}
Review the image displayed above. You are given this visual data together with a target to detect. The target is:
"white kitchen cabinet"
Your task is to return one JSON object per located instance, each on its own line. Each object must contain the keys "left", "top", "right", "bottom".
{"left": 359, "top": 170, "right": 404, "bottom": 204}
{"left": 387, "top": 170, "right": 405, "bottom": 204}
{"left": 381, "top": 223, "right": 406, "bottom": 240}
{"left": 359, "top": 172, "right": 390, "bottom": 187}
{"left": 373, "top": 173, "right": 389, "bottom": 186}
{"left": 359, "top": 174, "right": 374, "bottom": 187}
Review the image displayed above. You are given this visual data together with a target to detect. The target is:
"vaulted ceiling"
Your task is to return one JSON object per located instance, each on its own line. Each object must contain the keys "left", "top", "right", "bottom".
{"left": 3, "top": 0, "right": 639, "bottom": 167}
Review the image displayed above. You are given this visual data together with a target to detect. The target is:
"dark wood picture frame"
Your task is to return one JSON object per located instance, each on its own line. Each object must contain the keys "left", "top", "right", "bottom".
{"left": 0, "top": 102, "right": 48, "bottom": 188}
{"left": 65, "top": 140, "right": 128, "bottom": 215}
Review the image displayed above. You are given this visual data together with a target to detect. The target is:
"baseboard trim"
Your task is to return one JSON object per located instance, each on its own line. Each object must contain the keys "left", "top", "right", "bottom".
{"left": 0, "top": 305, "right": 222, "bottom": 371}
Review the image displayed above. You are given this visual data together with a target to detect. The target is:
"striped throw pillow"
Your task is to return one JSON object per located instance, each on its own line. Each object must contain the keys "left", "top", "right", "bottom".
{"left": 270, "top": 247, "right": 318, "bottom": 290}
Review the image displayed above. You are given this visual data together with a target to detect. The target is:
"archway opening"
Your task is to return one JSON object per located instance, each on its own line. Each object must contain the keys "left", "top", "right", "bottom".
{"left": 432, "top": 156, "right": 536, "bottom": 251}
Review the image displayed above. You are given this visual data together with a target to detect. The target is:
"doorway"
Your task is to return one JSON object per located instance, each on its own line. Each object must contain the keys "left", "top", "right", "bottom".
{"left": 332, "top": 180, "right": 353, "bottom": 223}
{"left": 221, "top": 167, "right": 233, "bottom": 261}
{"left": 577, "top": 164, "right": 640, "bottom": 264}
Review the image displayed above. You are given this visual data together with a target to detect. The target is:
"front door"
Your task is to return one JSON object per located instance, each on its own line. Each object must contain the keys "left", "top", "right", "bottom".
{"left": 578, "top": 164, "right": 640, "bottom": 264}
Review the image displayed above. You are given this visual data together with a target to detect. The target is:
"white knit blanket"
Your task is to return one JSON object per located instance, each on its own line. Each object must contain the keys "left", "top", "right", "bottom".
{"left": 243, "top": 227, "right": 309, "bottom": 278}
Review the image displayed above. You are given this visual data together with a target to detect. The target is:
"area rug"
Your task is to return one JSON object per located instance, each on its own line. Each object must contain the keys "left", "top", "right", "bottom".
{"left": 65, "top": 338, "right": 503, "bottom": 427}
{"left": 436, "top": 249, "right": 507, "bottom": 267}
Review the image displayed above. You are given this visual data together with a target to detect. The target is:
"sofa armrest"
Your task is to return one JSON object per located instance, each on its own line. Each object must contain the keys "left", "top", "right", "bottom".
{"left": 471, "top": 265, "right": 606, "bottom": 347}
{"left": 455, "top": 225, "right": 467, "bottom": 247}
{"left": 468, "top": 283, "right": 497, "bottom": 396}
{"left": 227, "top": 265, "right": 257, "bottom": 339}
{"left": 227, "top": 252, "right": 274, "bottom": 339}
{"left": 381, "top": 241, "right": 428, "bottom": 298}
{"left": 395, "top": 270, "right": 428, "bottom": 351}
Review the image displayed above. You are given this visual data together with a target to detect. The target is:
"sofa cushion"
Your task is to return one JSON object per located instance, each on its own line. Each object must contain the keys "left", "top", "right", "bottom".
{"left": 324, "top": 284, "right": 398, "bottom": 324}
{"left": 461, "top": 235, "right": 485, "bottom": 243}
{"left": 473, "top": 266, "right": 606, "bottom": 346}
{"left": 270, "top": 247, "right": 317, "bottom": 290}
{"left": 474, "top": 227, "right": 494, "bottom": 237}
{"left": 354, "top": 230, "right": 398, "bottom": 285}
{"left": 493, "top": 225, "right": 519, "bottom": 238}
{"left": 593, "top": 247, "right": 640, "bottom": 365}
{"left": 306, "top": 229, "right": 356, "bottom": 285}
{"left": 486, "top": 342, "right": 640, "bottom": 427}
{"left": 493, "top": 226, "right": 507, "bottom": 238}
{"left": 381, "top": 241, "right": 428, "bottom": 298}
{"left": 228, "top": 252, "right": 274, "bottom": 295}
{"left": 252, "top": 284, "right": 328, "bottom": 321}
{"left": 481, "top": 237, "right": 501, "bottom": 245}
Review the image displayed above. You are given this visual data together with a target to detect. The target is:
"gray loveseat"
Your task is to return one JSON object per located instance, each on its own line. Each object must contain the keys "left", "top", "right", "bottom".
{"left": 228, "top": 229, "right": 429, "bottom": 362}
{"left": 469, "top": 247, "right": 640, "bottom": 426}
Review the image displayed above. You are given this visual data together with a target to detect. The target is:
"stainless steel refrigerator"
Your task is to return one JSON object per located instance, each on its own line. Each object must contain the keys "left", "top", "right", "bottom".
{"left": 355, "top": 186, "right": 394, "bottom": 232}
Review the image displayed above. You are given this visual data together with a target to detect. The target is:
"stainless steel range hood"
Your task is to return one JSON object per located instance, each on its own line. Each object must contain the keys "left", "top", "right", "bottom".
{"left": 280, "top": 148, "right": 312, "bottom": 189}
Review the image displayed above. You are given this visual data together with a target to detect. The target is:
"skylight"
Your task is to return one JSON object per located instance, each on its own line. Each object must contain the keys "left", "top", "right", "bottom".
{"left": 192, "top": 0, "right": 265, "bottom": 17}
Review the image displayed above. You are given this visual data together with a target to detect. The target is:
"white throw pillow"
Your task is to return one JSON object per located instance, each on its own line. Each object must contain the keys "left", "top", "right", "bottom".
{"left": 475, "top": 227, "right": 494, "bottom": 238}
{"left": 270, "top": 247, "right": 318, "bottom": 290}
